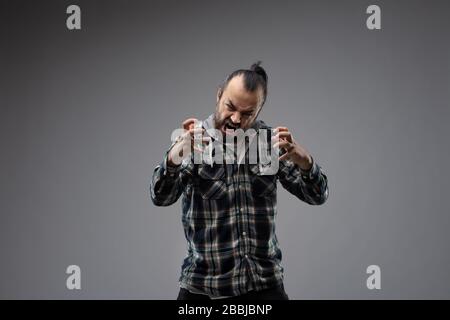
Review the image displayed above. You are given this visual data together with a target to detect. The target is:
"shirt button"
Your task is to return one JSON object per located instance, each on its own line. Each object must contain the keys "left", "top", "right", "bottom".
{"left": 242, "top": 232, "right": 246, "bottom": 236}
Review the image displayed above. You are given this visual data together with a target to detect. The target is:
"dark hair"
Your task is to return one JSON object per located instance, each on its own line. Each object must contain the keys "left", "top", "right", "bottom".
{"left": 219, "top": 61, "right": 268, "bottom": 107}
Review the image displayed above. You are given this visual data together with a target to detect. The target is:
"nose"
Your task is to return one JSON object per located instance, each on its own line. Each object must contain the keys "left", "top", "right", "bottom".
{"left": 230, "top": 112, "right": 241, "bottom": 125}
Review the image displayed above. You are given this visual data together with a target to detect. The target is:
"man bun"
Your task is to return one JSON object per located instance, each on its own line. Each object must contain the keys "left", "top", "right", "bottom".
{"left": 250, "top": 61, "right": 268, "bottom": 84}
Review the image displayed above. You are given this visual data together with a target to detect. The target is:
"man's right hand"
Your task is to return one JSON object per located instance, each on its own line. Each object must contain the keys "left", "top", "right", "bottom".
{"left": 167, "top": 118, "right": 207, "bottom": 167}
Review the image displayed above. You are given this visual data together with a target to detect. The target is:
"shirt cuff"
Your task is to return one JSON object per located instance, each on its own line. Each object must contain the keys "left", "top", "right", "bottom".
{"left": 162, "top": 151, "right": 182, "bottom": 177}
{"left": 299, "top": 156, "right": 320, "bottom": 182}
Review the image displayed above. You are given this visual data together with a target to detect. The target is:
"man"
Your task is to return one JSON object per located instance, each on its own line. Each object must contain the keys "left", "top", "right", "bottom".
{"left": 150, "top": 62, "right": 329, "bottom": 300}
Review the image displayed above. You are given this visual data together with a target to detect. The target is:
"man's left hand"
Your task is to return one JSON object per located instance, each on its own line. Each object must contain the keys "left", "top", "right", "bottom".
{"left": 272, "top": 126, "right": 313, "bottom": 171}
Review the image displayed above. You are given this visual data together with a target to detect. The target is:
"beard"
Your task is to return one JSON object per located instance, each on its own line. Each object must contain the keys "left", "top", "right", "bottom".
{"left": 214, "top": 111, "right": 239, "bottom": 135}
{"left": 214, "top": 107, "right": 256, "bottom": 136}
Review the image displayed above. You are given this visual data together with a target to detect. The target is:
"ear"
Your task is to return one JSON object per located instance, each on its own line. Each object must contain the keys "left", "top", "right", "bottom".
{"left": 216, "top": 87, "right": 223, "bottom": 103}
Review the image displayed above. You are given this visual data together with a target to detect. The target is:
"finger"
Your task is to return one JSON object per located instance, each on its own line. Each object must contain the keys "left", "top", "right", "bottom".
{"left": 193, "top": 146, "right": 205, "bottom": 154}
{"left": 182, "top": 118, "right": 198, "bottom": 127}
{"left": 182, "top": 118, "right": 199, "bottom": 131}
{"left": 191, "top": 137, "right": 210, "bottom": 147}
{"left": 279, "top": 152, "right": 291, "bottom": 161}
{"left": 187, "top": 128, "right": 205, "bottom": 137}
{"left": 178, "top": 129, "right": 200, "bottom": 145}
{"left": 278, "top": 131, "right": 293, "bottom": 142}
{"left": 272, "top": 131, "right": 293, "bottom": 143}
{"left": 273, "top": 140, "right": 291, "bottom": 149}
{"left": 273, "top": 126, "right": 289, "bottom": 134}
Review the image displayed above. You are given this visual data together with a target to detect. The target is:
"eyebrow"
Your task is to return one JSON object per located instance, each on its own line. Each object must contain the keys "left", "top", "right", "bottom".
{"left": 227, "top": 100, "right": 236, "bottom": 110}
{"left": 227, "top": 99, "right": 254, "bottom": 114}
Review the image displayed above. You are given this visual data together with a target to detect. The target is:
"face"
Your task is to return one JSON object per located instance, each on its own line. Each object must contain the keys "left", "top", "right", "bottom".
{"left": 214, "top": 75, "right": 263, "bottom": 136}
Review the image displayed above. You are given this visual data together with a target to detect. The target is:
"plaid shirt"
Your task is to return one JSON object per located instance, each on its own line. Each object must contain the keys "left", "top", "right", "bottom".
{"left": 150, "top": 114, "right": 329, "bottom": 298}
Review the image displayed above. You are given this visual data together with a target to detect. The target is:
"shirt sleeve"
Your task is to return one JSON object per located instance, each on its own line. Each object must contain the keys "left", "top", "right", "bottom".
{"left": 150, "top": 146, "right": 187, "bottom": 207}
{"left": 277, "top": 156, "right": 329, "bottom": 205}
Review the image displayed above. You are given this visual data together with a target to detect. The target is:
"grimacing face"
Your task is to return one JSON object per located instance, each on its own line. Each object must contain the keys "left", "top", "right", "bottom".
{"left": 214, "top": 74, "right": 264, "bottom": 135}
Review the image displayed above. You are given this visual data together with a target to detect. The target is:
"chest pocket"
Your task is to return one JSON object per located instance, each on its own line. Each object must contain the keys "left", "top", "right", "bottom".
{"left": 197, "top": 165, "right": 227, "bottom": 200}
{"left": 249, "top": 164, "right": 277, "bottom": 198}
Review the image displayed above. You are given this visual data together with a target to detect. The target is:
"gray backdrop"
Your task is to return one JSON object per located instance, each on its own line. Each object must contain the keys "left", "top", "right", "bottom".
{"left": 1, "top": 0, "right": 449, "bottom": 299}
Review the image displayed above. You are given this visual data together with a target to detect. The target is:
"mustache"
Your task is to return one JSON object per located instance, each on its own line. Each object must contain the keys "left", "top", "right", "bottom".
{"left": 222, "top": 119, "right": 240, "bottom": 129}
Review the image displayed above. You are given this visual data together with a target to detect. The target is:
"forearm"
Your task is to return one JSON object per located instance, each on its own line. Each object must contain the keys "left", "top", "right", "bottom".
{"left": 278, "top": 157, "right": 329, "bottom": 205}
{"left": 150, "top": 152, "right": 183, "bottom": 206}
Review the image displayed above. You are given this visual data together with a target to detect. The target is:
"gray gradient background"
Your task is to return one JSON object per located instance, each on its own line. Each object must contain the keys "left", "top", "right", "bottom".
{"left": 1, "top": 0, "right": 449, "bottom": 299}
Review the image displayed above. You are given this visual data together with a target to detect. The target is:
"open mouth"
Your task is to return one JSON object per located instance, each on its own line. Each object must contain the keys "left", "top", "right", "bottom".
{"left": 223, "top": 122, "right": 239, "bottom": 133}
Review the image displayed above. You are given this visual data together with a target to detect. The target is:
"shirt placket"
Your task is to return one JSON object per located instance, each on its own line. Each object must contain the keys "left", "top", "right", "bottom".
{"left": 233, "top": 162, "right": 258, "bottom": 293}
